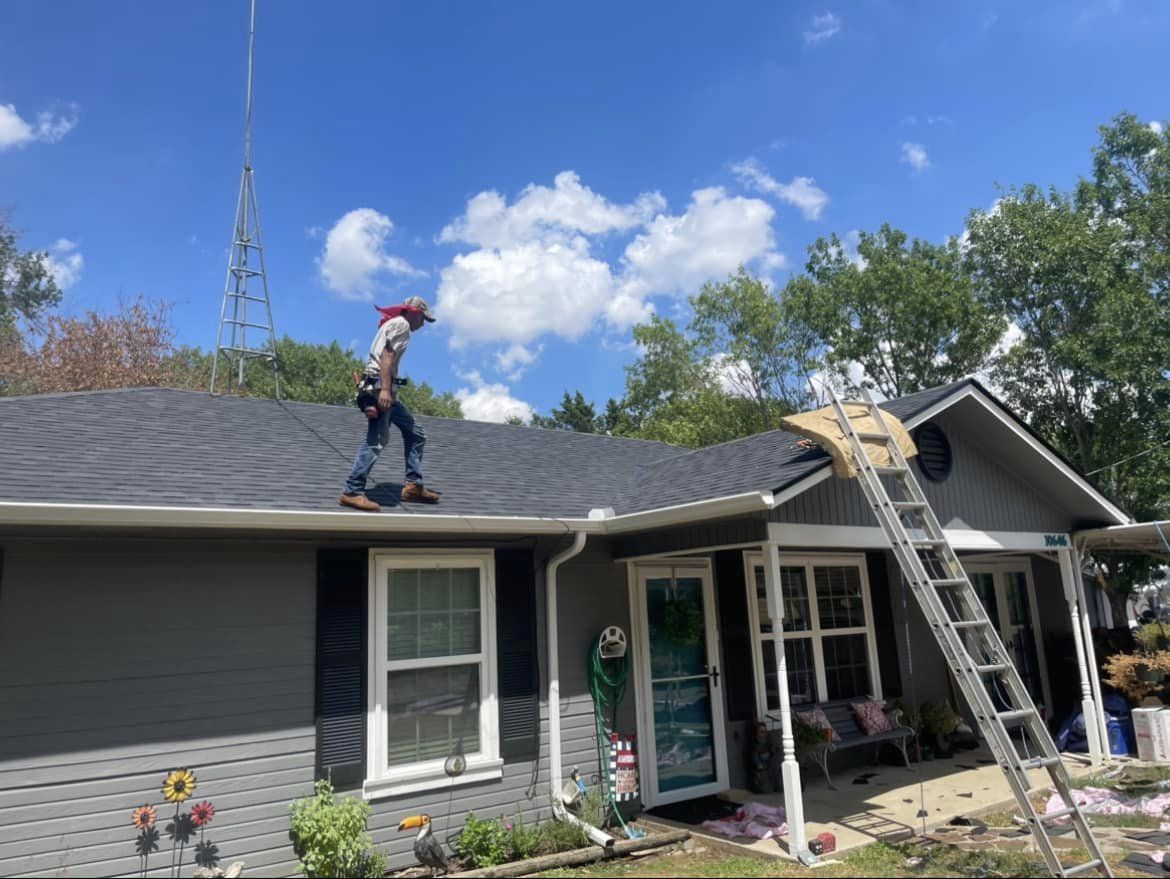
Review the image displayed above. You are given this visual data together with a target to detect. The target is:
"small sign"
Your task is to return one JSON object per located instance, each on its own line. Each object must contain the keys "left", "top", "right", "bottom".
{"left": 1044, "top": 534, "right": 1069, "bottom": 547}
{"left": 609, "top": 734, "right": 639, "bottom": 801}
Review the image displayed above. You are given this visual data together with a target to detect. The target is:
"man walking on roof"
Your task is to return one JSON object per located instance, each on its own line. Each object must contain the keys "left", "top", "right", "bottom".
{"left": 339, "top": 295, "right": 440, "bottom": 511}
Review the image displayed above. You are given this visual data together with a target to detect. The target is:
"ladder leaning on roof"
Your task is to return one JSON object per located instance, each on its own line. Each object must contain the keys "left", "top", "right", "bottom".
{"left": 826, "top": 386, "right": 1111, "bottom": 879}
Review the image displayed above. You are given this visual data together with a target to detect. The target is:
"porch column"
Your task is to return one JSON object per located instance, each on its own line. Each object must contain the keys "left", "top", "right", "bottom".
{"left": 762, "top": 540, "right": 811, "bottom": 862}
{"left": 1058, "top": 547, "right": 1106, "bottom": 763}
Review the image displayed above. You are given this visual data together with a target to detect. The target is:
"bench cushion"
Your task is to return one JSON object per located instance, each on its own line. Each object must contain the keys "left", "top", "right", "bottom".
{"left": 852, "top": 700, "right": 894, "bottom": 735}
{"left": 795, "top": 706, "right": 841, "bottom": 742}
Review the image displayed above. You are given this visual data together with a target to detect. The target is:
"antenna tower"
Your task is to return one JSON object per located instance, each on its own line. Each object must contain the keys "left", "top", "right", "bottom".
{"left": 211, "top": 0, "right": 280, "bottom": 397}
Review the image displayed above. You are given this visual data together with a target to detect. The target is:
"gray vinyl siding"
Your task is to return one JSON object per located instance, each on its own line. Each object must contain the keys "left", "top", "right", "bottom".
{"left": 0, "top": 536, "right": 580, "bottom": 877}
{"left": 771, "top": 410, "right": 1073, "bottom": 533}
{"left": 609, "top": 517, "right": 768, "bottom": 561}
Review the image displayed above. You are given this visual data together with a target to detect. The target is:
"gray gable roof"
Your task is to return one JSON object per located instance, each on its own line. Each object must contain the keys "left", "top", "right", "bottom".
{"left": 0, "top": 380, "right": 976, "bottom": 520}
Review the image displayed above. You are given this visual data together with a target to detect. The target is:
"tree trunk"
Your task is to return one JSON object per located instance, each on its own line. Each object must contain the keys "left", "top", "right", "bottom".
{"left": 1106, "top": 583, "right": 1131, "bottom": 629}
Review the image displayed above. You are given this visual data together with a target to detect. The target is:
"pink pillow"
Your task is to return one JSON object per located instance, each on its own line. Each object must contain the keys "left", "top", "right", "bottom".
{"left": 852, "top": 700, "right": 893, "bottom": 736}
{"left": 795, "top": 707, "right": 840, "bottom": 742}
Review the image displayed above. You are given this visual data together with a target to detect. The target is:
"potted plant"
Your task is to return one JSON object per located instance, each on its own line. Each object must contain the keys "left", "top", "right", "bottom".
{"left": 920, "top": 700, "right": 961, "bottom": 759}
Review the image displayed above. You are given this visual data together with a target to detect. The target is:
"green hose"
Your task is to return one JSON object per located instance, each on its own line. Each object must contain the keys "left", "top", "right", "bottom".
{"left": 587, "top": 642, "right": 640, "bottom": 838}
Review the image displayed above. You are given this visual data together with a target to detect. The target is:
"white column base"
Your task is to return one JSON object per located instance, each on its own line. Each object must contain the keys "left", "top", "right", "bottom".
{"left": 781, "top": 759, "right": 812, "bottom": 862}
{"left": 1083, "top": 697, "right": 1105, "bottom": 763}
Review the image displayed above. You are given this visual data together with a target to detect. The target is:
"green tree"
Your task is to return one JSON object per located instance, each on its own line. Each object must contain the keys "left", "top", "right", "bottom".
{"left": 0, "top": 218, "right": 62, "bottom": 330}
{"left": 966, "top": 183, "right": 1170, "bottom": 621}
{"left": 787, "top": 223, "right": 1004, "bottom": 399}
{"left": 531, "top": 391, "right": 600, "bottom": 432}
{"left": 397, "top": 380, "right": 463, "bottom": 418}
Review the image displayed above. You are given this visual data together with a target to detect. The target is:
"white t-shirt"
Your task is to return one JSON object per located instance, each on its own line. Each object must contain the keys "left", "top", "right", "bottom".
{"left": 365, "top": 316, "right": 411, "bottom": 377}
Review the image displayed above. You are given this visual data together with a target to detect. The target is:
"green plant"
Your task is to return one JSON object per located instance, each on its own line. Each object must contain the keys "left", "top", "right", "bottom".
{"left": 1134, "top": 621, "right": 1170, "bottom": 653}
{"left": 536, "top": 817, "right": 589, "bottom": 855}
{"left": 288, "top": 778, "right": 387, "bottom": 878}
{"left": 789, "top": 716, "right": 828, "bottom": 761}
{"left": 890, "top": 698, "right": 922, "bottom": 736}
{"left": 504, "top": 815, "right": 540, "bottom": 861}
{"left": 919, "top": 700, "right": 960, "bottom": 736}
{"left": 455, "top": 813, "right": 510, "bottom": 868}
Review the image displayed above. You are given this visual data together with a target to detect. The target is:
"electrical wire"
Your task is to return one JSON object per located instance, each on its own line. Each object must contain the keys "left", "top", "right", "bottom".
{"left": 1085, "top": 438, "right": 1170, "bottom": 476}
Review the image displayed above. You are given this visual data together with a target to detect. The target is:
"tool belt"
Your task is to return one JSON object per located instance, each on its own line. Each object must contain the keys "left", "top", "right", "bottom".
{"left": 353, "top": 373, "right": 409, "bottom": 413}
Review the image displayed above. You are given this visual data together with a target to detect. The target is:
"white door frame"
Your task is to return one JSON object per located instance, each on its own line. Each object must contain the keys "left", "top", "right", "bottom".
{"left": 627, "top": 560, "right": 729, "bottom": 808}
{"left": 966, "top": 560, "right": 1054, "bottom": 715}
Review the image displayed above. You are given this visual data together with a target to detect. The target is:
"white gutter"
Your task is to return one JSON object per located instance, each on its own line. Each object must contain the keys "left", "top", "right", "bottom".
{"left": 0, "top": 491, "right": 774, "bottom": 537}
{"left": 544, "top": 527, "right": 614, "bottom": 848}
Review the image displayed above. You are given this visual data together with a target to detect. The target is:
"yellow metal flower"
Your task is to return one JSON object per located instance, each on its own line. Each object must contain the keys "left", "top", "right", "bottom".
{"left": 161, "top": 768, "right": 196, "bottom": 803}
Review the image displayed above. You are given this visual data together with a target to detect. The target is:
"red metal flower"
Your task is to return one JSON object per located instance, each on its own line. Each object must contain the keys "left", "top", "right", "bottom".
{"left": 190, "top": 801, "right": 215, "bottom": 827}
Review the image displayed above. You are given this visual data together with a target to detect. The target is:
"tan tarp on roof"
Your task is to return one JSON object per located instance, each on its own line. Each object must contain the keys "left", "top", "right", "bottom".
{"left": 780, "top": 403, "right": 918, "bottom": 479}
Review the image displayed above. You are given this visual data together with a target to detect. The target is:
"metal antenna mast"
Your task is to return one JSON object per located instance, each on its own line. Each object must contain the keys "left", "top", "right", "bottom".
{"left": 211, "top": 0, "right": 281, "bottom": 398}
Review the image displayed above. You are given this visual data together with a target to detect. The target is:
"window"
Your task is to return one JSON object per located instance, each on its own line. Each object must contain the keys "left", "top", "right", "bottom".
{"left": 745, "top": 553, "right": 880, "bottom": 714}
{"left": 366, "top": 550, "right": 500, "bottom": 798}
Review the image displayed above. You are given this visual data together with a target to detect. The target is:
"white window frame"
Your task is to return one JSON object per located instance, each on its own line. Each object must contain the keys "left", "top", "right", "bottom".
{"left": 743, "top": 551, "right": 882, "bottom": 716}
{"left": 364, "top": 549, "right": 501, "bottom": 800}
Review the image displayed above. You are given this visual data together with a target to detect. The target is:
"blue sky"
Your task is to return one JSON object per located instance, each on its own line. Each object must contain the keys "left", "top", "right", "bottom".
{"left": 2, "top": 0, "right": 1167, "bottom": 420}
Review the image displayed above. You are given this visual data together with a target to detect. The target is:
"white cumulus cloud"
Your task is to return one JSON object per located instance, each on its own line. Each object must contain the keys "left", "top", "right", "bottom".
{"left": 0, "top": 102, "right": 78, "bottom": 151}
{"left": 439, "top": 170, "right": 665, "bottom": 249}
{"left": 45, "top": 238, "right": 83, "bottom": 289}
{"left": 730, "top": 158, "right": 829, "bottom": 220}
{"left": 803, "top": 12, "right": 841, "bottom": 45}
{"left": 494, "top": 342, "right": 541, "bottom": 380}
{"left": 455, "top": 371, "right": 534, "bottom": 423}
{"left": 617, "top": 186, "right": 780, "bottom": 308}
{"left": 318, "top": 208, "right": 425, "bottom": 301}
{"left": 900, "top": 142, "right": 930, "bottom": 173}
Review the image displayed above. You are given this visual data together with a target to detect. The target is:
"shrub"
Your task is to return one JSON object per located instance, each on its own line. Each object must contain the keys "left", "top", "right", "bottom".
{"left": 454, "top": 813, "right": 509, "bottom": 868}
{"left": 505, "top": 815, "right": 540, "bottom": 861}
{"left": 1134, "top": 621, "right": 1170, "bottom": 653}
{"left": 535, "top": 816, "right": 588, "bottom": 855}
{"left": 289, "top": 778, "right": 387, "bottom": 878}
{"left": 920, "top": 700, "right": 960, "bottom": 736}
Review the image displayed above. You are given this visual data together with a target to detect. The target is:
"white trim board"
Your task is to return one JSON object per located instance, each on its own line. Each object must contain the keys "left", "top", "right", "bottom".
{"left": 767, "top": 522, "right": 1071, "bottom": 552}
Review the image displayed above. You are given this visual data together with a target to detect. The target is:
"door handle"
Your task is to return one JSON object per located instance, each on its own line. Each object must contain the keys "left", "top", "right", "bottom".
{"left": 709, "top": 665, "right": 720, "bottom": 687}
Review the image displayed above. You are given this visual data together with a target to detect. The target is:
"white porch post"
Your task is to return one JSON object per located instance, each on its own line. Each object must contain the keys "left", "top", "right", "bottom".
{"left": 762, "top": 540, "right": 810, "bottom": 862}
{"left": 1071, "top": 545, "right": 1112, "bottom": 761}
{"left": 1058, "top": 548, "right": 1104, "bottom": 763}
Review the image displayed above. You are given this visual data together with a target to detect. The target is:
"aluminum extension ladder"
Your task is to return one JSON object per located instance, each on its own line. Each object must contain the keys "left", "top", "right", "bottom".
{"left": 827, "top": 387, "right": 1111, "bottom": 878}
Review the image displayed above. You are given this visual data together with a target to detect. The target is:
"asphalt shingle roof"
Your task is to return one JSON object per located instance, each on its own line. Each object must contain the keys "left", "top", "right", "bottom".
{"left": 0, "top": 380, "right": 976, "bottom": 520}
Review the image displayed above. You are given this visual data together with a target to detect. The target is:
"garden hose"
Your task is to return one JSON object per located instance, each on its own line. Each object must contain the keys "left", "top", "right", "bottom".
{"left": 586, "top": 642, "right": 640, "bottom": 838}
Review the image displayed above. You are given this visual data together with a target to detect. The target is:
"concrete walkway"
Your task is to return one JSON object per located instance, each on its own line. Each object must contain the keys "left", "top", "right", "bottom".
{"left": 640, "top": 750, "right": 1098, "bottom": 861}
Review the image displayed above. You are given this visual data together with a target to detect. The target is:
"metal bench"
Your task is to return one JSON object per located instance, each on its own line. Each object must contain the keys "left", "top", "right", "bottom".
{"left": 769, "top": 698, "right": 914, "bottom": 790}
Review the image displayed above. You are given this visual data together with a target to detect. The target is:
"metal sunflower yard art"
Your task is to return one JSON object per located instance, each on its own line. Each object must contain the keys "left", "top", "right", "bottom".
{"left": 130, "top": 768, "right": 221, "bottom": 878}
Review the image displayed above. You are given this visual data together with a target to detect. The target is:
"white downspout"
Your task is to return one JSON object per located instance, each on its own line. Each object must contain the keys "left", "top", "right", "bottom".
{"left": 545, "top": 528, "right": 614, "bottom": 848}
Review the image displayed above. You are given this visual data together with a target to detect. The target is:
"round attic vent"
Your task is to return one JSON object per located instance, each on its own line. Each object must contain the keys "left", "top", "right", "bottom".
{"left": 914, "top": 421, "right": 952, "bottom": 482}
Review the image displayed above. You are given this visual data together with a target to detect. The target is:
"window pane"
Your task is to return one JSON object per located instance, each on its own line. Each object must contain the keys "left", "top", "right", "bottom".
{"left": 388, "top": 567, "right": 481, "bottom": 661}
{"left": 822, "top": 633, "right": 870, "bottom": 700}
{"left": 652, "top": 677, "right": 716, "bottom": 792}
{"left": 780, "top": 567, "right": 812, "bottom": 632}
{"left": 762, "top": 637, "right": 816, "bottom": 710}
{"left": 387, "top": 664, "right": 480, "bottom": 766}
{"left": 814, "top": 566, "right": 865, "bottom": 629}
{"left": 645, "top": 576, "right": 708, "bottom": 679}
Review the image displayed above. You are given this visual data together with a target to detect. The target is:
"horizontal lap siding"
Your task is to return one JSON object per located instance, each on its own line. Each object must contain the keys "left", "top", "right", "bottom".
{"left": 0, "top": 540, "right": 317, "bottom": 878}
{"left": 771, "top": 411, "right": 1073, "bottom": 533}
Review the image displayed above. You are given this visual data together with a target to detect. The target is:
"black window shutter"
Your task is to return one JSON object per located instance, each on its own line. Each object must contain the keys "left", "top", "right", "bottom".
{"left": 865, "top": 551, "right": 902, "bottom": 700}
{"left": 495, "top": 548, "right": 540, "bottom": 763}
{"left": 315, "top": 548, "right": 368, "bottom": 790}
{"left": 714, "top": 550, "right": 756, "bottom": 722}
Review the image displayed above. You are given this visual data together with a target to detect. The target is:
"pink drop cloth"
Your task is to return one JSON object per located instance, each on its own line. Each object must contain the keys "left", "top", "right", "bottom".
{"left": 701, "top": 802, "right": 789, "bottom": 840}
{"left": 1045, "top": 786, "right": 1170, "bottom": 822}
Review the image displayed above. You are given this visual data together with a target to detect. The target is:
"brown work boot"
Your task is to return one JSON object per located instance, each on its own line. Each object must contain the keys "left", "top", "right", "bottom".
{"left": 339, "top": 492, "right": 381, "bottom": 512}
{"left": 401, "top": 482, "right": 440, "bottom": 504}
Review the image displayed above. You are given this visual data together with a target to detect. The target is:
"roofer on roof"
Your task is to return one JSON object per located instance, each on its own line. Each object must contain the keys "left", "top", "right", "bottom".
{"left": 339, "top": 295, "right": 440, "bottom": 511}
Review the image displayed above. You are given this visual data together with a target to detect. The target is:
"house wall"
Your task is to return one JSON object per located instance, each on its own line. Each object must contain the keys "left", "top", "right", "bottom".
{"left": 0, "top": 535, "right": 634, "bottom": 877}
{"left": 771, "top": 410, "right": 1074, "bottom": 533}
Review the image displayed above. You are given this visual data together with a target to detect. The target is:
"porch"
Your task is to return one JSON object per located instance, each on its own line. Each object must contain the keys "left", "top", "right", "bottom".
{"left": 641, "top": 749, "right": 1096, "bottom": 860}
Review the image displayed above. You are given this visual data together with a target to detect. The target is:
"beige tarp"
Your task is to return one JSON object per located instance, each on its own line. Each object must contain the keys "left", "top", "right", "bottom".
{"left": 780, "top": 403, "right": 918, "bottom": 479}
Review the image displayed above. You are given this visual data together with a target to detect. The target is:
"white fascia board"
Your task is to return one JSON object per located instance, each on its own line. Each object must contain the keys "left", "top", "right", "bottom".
{"left": 0, "top": 501, "right": 605, "bottom": 536}
{"left": 767, "top": 521, "right": 1070, "bottom": 552}
{"left": 602, "top": 491, "right": 775, "bottom": 534}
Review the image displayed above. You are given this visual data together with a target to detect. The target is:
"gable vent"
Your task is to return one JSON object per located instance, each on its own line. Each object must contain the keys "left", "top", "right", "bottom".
{"left": 914, "top": 421, "right": 953, "bottom": 482}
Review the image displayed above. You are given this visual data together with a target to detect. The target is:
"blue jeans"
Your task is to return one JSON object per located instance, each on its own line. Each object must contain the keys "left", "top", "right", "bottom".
{"left": 344, "top": 401, "right": 426, "bottom": 495}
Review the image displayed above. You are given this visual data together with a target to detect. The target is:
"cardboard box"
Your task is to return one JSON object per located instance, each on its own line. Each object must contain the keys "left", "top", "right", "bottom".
{"left": 1132, "top": 707, "right": 1170, "bottom": 762}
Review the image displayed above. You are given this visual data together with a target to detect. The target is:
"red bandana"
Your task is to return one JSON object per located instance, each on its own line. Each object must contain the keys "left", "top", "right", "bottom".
{"left": 374, "top": 304, "right": 423, "bottom": 327}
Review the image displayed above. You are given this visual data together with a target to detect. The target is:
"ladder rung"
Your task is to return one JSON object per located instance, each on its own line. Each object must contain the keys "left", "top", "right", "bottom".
{"left": 874, "top": 465, "right": 907, "bottom": 476}
{"left": 998, "top": 708, "right": 1036, "bottom": 723}
{"left": 931, "top": 577, "right": 967, "bottom": 586}
{"left": 1040, "top": 806, "right": 1076, "bottom": 823}
{"left": 893, "top": 501, "right": 926, "bottom": 510}
{"left": 1021, "top": 756, "right": 1064, "bottom": 770}
{"left": 839, "top": 399, "right": 868, "bottom": 407}
{"left": 856, "top": 431, "right": 890, "bottom": 441}
{"left": 976, "top": 663, "right": 1008, "bottom": 675}
{"left": 912, "top": 538, "right": 947, "bottom": 547}
{"left": 952, "top": 619, "right": 991, "bottom": 630}
{"left": 1062, "top": 860, "right": 1104, "bottom": 877}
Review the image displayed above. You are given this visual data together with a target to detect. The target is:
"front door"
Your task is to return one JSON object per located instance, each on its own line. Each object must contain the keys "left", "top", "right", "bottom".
{"left": 631, "top": 563, "right": 729, "bottom": 807}
{"left": 968, "top": 563, "right": 1053, "bottom": 714}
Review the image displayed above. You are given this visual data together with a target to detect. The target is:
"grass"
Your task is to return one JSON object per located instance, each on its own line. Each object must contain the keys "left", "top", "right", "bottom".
{"left": 538, "top": 840, "right": 1053, "bottom": 878}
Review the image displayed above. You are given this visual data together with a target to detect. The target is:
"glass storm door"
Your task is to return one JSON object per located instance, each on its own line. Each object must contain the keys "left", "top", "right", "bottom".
{"left": 969, "top": 566, "right": 1052, "bottom": 712}
{"left": 633, "top": 565, "right": 728, "bottom": 807}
